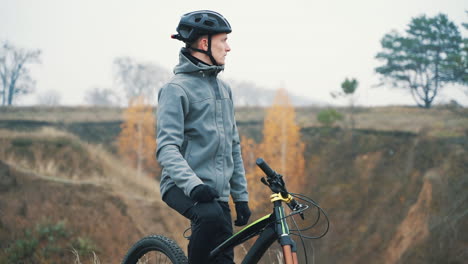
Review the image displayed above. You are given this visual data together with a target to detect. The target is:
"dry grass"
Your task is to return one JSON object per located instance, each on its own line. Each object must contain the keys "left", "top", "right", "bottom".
{"left": 1, "top": 105, "right": 466, "bottom": 137}
{"left": 0, "top": 126, "right": 77, "bottom": 138}
{"left": 0, "top": 127, "right": 159, "bottom": 201}
{"left": 231, "top": 105, "right": 468, "bottom": 138}
{"left": 295, "top": 106, "right": 468, "bottom": 137}
{"left": 351, "top": 106, "right": 467, "bottom": 134}
{"left": 72, "top": 249, "right": 101, "bottom": 264}
{"left": 0, "top": 106, "right": 125, "bottom": 123}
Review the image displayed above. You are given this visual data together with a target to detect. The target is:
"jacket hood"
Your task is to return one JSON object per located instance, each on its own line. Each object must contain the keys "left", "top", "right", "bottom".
{"left": 174, "top": 48, "right": 225, "bottom": 75}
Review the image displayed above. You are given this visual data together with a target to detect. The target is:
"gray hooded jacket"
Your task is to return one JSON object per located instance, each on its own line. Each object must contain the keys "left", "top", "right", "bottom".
{"left": 156, "top": 49, "right": 248, "bottom": 203}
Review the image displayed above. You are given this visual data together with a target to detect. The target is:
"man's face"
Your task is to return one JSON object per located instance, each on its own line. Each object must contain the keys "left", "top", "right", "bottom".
{"left": 210, "top": 33, "right": 231, "bottom": 65}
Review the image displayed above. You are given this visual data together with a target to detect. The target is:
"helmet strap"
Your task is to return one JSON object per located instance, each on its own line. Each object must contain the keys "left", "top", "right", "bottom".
{"left": 187, "top": 35, "right": 218, "bottom": 66}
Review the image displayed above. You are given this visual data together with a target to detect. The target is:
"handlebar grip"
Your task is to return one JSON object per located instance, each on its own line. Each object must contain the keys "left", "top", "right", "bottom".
{"left": 256, "top": 158, "right": 276, "bottom": 178}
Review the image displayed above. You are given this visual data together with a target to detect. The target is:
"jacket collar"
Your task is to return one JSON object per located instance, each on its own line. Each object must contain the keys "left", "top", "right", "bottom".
{"left": 174, "top": 48, "right": 224, "bottom": 76}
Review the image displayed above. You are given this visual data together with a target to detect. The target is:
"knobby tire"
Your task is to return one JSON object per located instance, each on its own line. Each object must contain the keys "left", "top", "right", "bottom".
{"left": 122, "top": 235, "right": 188, "bottom": 264}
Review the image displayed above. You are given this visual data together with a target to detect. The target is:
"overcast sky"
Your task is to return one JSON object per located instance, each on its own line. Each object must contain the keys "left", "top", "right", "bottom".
{"left": 1, "top": 0, "right": 467, "bottom": 106}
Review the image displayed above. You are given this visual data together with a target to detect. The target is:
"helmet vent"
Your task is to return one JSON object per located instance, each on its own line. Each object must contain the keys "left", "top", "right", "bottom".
{"left": 203, "top": 20, "right": 215, "bottom": 27}
{"left": 195, "top": 17, "right": 201, "bottom": 23}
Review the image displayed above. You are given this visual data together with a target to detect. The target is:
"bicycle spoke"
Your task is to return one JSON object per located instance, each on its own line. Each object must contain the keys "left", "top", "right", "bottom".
{"left": 133, "top": 250, "right": 174, "bottom": 264}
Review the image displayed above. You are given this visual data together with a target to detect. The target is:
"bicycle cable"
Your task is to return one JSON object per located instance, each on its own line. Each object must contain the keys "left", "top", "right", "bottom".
{"left": 270, "top": 191, "right": 329, "bottom": 264}
{"left": 290, "top": 205, "right": 321, "bottom": 232}
{"left": 183, "top": 226, "right": 192, "bottom": 239}
{"left": 288, "top": 194, "right": 320, "bottom": 232}
{"left": 266, "top": 192, "right": 330, "bottom": 239}
{"left": 290, "top": 211, "right": 309, "bottom": 264}
{"left": 288, "top": 193, "right": 330, "bottom": 239}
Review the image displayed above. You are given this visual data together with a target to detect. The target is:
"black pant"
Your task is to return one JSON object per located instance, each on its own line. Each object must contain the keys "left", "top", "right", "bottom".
{"left": 163, "top": 186, "right": 234, "bottom": 264}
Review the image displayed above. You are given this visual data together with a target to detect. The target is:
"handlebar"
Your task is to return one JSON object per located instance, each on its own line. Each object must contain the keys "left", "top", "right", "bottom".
{"left": 255, "top": 158, "right": 286, "bottom": 194}
{"left": 256, "top": 158, "right": 305, "bottom": 219}
{"left": 256, "top": 158, "right": 276, "bottom": 178}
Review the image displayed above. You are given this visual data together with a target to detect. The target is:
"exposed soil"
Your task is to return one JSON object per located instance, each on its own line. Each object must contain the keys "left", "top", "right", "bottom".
{"left": 0, "top": 160, "right": 187, "bottom": 263}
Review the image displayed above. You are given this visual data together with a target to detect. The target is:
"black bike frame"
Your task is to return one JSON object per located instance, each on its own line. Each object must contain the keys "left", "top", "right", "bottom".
{"left": 209, "top": 201, "right": 297, "bottom": 264}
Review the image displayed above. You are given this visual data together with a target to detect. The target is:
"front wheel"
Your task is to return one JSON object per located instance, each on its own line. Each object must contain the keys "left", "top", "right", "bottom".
{"left": 122, "top": 235, "right": 188, "bottom": 264}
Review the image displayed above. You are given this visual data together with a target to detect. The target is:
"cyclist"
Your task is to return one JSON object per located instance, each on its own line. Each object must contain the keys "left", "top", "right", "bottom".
{"left": 156, "top": 10, "right": 251, "bottom": 264}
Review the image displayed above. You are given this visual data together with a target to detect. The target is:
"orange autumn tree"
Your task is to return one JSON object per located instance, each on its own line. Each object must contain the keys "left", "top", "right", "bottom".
{"left": 241, "top": 136, "right": 267, "bottom": 211}
{"left": 118, "top": 96, "right": 158, "bottom": 177}
{"left": 241, "top": 88, "right": 305, "bottom": 215}
{"left": 259, "top": 88, "right": 305, "bottom": 192}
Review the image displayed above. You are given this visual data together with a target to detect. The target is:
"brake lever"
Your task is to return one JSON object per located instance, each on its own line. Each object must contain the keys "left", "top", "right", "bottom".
{"left": 288, "top": 200, "right": 305, "bottom": 220}
{"left": 261, "top": 177, "right": 269, "bottom": 186}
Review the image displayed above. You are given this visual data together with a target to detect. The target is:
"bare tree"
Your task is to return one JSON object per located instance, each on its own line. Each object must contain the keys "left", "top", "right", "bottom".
{"left": 225, "top": 79, "right": 316, "bottom": 106}
{"left": 225, "top": 79, "right": 270, "bottom": 106}
{"left": 37, "top": 89, "right": 61, "bottom": 106}
{"left": 113, "top": 57, "right": 170, "bottom": 104}
{"left": 84, "top": 86, "right": 121, "bottom": 106}
{"left": 0, "top": 41, "right": 41, "bottom": 106}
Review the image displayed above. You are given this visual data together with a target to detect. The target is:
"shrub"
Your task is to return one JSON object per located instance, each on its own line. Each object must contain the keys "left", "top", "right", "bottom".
{"left": 317, "top": 109, "right": 343, "bottom": 127}
{"left": 0, "top": 220, "right": 98, "bottom": 263}
{"left": 71, "top": 236, "right": 98, "bottom": 256}
{"left": 3, "top": 236, "right": 38, "bottom": 263}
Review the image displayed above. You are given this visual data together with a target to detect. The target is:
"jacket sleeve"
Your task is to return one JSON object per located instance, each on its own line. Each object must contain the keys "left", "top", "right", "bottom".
{"left": 156, "top": 83, "right": 203, "bottom": 197}
{"left": 227, "top": 87, "right": 249, "bottom": 202}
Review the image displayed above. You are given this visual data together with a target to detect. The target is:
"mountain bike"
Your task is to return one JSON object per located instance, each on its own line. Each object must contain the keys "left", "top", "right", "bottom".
{"left": 122, "top": 158, "right": 330, "bottom": 264}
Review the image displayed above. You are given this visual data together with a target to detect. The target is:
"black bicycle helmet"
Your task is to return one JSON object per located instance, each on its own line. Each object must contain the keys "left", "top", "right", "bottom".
{"left": 172, "top": 10, "right": 231, "bottom": 43}
{"left": 171, "top": 10, "right": 232, "bottom": 65}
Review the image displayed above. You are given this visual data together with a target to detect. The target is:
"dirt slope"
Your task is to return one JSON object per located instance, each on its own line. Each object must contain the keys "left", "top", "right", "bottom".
{"left": 0, "top": 129, "right": 188, "bottom": 263}
{"left": 300, "top": 129, "right": 468, "bottom": 264}
{"left": 0, "top": 160, "right": 189, "bottom": 263}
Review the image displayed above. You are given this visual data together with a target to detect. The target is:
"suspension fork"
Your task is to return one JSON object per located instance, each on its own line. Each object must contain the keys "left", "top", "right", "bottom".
{"left": 272, "top": 195, "right": 298, "bottom": 264}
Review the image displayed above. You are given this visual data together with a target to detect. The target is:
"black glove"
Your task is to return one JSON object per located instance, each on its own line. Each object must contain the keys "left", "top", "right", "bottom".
{"left": 190, "top": 184, "right": 220, "bottom": 202}
{"left": 234, "top": 202, "right": 251, "bottom": 226}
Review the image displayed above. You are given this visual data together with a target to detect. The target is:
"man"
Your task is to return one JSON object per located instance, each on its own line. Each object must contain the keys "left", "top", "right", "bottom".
{"left": 156, "top": 10, "right": 251, "bottom": 264}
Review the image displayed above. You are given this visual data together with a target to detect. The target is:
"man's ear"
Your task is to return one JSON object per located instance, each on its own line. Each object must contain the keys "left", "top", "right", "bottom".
{"left": 197, "top": 36, "right": 209, "bottom": 51}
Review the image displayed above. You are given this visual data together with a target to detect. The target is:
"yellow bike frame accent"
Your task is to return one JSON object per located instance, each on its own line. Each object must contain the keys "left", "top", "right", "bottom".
{"left": 270, "top": 193, "right": 293, "bottom": 203}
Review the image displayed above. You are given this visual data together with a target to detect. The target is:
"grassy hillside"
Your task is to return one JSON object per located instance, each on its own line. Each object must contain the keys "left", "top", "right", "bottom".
{"left": 0, "top": 128, "right": 188, "bottom": 263}
{"left": 0, "top": 105, "right": 467, "bottom": 263}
